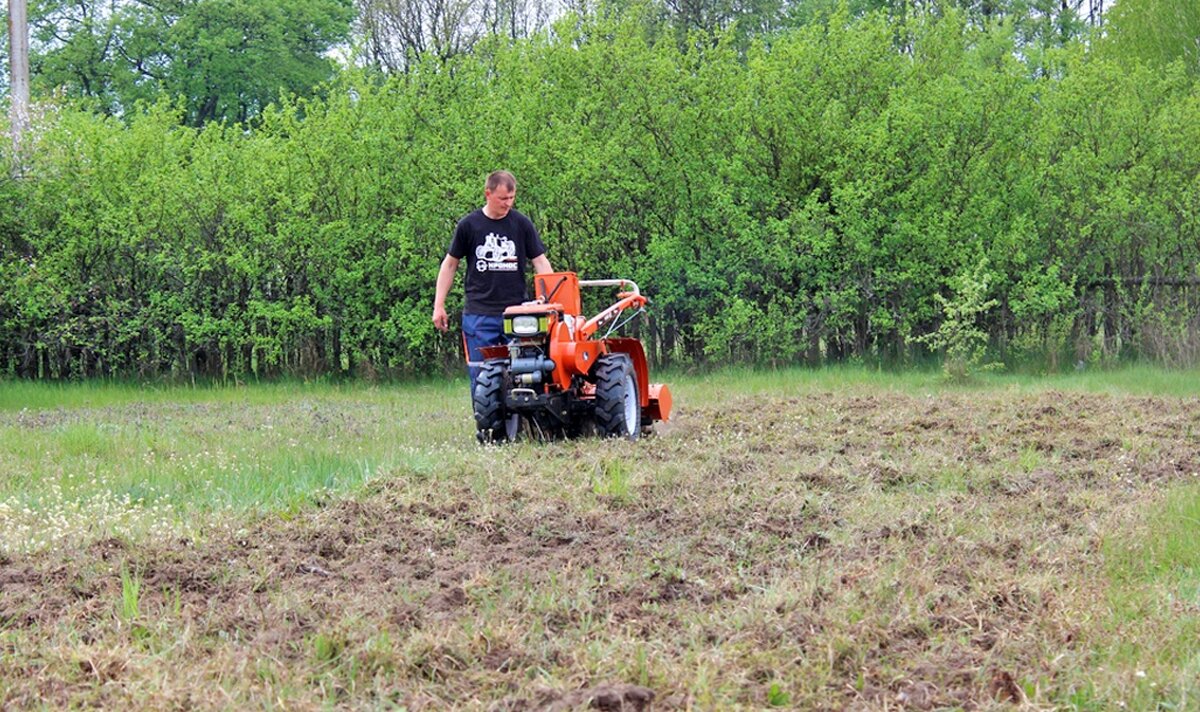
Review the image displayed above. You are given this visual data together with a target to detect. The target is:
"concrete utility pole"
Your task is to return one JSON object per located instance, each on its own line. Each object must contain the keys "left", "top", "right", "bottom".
{"left": 8, "top": 0, "right": 31, "bottom": 159}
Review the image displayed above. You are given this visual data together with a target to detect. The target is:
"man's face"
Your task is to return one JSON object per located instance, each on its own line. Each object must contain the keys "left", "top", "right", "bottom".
{"left": 484, "top": 185, "right": 516, "bottom": 218}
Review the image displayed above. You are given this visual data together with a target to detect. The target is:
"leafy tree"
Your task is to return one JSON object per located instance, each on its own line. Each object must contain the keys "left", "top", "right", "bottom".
{"left": 26, "top": 0, "right": 124, "bottom": 112}
{"left": 911, "top": 257, "right": 1003, "bottom": 380}
{"left": 356, "top": 0, "right": 487, "bottom": 68}
{"left": 788, "top": 0, "right": 1099, "bottom": 53}
{"left": 27, "top": 0, "right": 353, "bottom": 124}
{"left": 354, "top": 0, "right": 555, "bottom": 70}
{"left": 1102, "top": 0, "right": 1200, "bottom": 74}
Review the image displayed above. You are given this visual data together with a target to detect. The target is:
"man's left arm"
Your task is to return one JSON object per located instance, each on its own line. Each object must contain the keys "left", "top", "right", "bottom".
{"left": 525, "top": 215, "right": 551, "bottom": 274}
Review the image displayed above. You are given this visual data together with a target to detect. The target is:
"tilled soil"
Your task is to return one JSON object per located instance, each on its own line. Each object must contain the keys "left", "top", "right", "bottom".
{"left": 1, "top": 390, "right": 1198, "bottom": 709}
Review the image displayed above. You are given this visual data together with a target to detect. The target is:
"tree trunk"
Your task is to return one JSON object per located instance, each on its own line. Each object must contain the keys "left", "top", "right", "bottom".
{"left": 8, "top": 0, "right": 31, "bottom": 164}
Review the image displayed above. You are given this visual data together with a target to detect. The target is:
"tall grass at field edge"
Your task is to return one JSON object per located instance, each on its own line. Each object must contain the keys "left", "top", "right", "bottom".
{"left": 658, "top": 363, "right": 1200, "bottom": 404}
{"left": 0, "top": 375, "right": 465, "bottom": 411}
{"left": 3, "top": 364, "right": 1199, "bottom": 413}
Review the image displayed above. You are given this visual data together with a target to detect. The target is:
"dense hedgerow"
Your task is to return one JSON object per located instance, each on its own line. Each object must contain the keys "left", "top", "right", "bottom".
{"left": 2, "top": 9, "right": 1198, "bottom": 379}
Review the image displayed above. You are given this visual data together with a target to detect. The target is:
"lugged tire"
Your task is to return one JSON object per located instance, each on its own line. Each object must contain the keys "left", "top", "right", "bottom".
{"left": 593, "top": 354, "right": 640, "bottom": 440}
{"left": 473, "top": 360, "right": 510, "bottom": 444}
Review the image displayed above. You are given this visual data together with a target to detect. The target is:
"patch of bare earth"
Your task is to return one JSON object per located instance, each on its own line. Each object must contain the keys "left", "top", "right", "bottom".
{"left": 2, "top": 390, "right": 1197, "bottom": 709}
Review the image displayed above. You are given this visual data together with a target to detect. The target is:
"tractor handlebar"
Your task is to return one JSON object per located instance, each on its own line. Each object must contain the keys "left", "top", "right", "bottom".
{"left": 579, "top": 279, "right": 640, "bottom": 297}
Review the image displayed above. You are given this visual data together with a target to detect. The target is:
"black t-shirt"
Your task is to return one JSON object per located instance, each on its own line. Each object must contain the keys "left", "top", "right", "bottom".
{"left": 448, "top": 208, "right": 546, "bottom": 315}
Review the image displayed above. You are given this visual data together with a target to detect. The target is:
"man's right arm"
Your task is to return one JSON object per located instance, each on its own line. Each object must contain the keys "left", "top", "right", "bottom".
{"left": 432, "top": 254, "right": 460, "bottom": 332}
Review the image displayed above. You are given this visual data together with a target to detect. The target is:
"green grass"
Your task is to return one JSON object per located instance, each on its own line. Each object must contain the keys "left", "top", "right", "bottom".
{"left": 664, "top": 363, "right": 1200, "bottom": 406}
{"left": 4, "top": 362, "right": 1200, "bottom": 414}
{"left": 1106, "top": 485, "right": 1200, "bottom": 591}
{"left": 591, "top": 458, "right": 633, "bottom": 502}
{"left": 0, "top": 378, "right": 479, "bottom": 550}
{"left": 0, "top": 375, "right": 463, "bottom": 411}
{"left": 120, "top": 567, "right": 142, "bottom": 623}
{"left": 1099, "top": 485, "right": 1200, "bottom": 708}
{"left": 3, "top": 363, "right": 1199, "bottom": 540}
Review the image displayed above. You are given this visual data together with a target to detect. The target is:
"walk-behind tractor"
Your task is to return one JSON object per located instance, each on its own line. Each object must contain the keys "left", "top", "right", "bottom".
{"left": 473, "top": 272, "right": 671, "bottom": 442}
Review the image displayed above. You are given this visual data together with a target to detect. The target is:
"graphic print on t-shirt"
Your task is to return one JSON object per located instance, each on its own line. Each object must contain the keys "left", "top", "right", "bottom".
{"left": 475, "top": 232, "right": 518, "bottom": 273}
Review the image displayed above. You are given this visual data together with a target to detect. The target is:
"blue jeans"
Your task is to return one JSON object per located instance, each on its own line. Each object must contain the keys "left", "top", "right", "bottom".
{"left": 461, "top": 313, "right": 507, "bottom": 396}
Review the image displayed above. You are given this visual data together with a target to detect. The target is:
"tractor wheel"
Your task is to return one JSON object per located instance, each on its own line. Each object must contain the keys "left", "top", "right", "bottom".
{"left": 594, "top": 354, "right": 641, "bottom": 440}
{"left": 473, "top": 360, "right": 510, "bottom": 444}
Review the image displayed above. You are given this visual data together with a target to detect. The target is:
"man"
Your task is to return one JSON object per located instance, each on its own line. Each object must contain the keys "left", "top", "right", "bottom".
{"left": 433, "top": 170, "right": 552, "bottom": 395}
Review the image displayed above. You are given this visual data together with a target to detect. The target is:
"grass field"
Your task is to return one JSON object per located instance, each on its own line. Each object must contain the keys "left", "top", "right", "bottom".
{"left": 1, "top": 366, "right": 1199, "bottom": 710}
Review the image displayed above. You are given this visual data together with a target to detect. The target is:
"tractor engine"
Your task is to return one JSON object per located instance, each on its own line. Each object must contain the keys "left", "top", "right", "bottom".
{"left": 502, "top": 312, "right": 558, "bottom": 387}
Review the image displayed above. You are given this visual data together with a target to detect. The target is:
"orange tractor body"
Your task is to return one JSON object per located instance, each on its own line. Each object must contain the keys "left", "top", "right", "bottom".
{"left": 474, "top": 272, "right": 671, "bottom": 441}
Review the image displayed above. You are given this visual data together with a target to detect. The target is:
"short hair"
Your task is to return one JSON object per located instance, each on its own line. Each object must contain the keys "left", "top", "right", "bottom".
{"left": 485, "top": 170, "right": 517, "bottom": 192}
